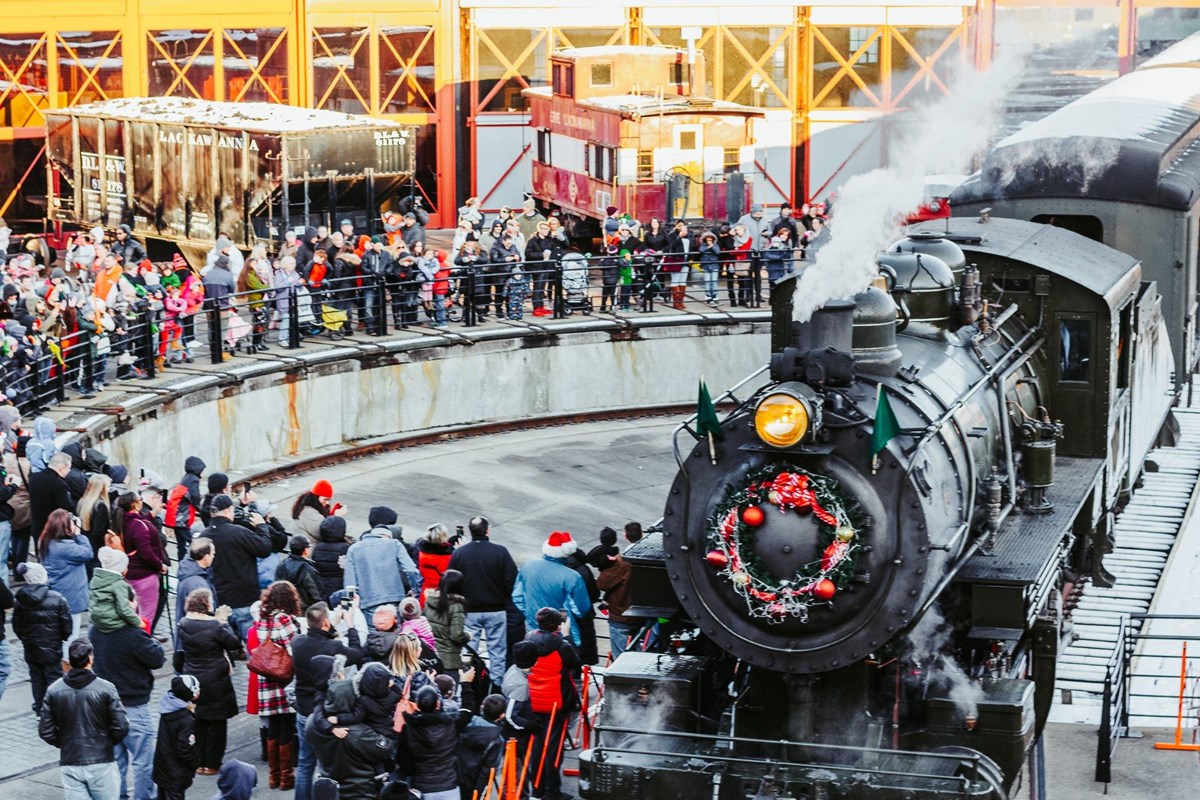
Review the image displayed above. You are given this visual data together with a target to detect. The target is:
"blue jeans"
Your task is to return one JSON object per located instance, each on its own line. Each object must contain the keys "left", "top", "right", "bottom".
{"left": 703, "top": 268, "right": 719, "bottom": 300}
{"left": 116, "top": 703, "right": 155, "bottom": 800}
{"left": 296, "top": 713, "right": 315, "bottom": 800}
{"left": 466, "top": 610, "right": 507, "bottom": 679}
{"left": 0, "top": 640, "right": 11, "bottom": 701}
{"left": 227, "top": 606, "right": 253, "bottom": 642}
{"left": 607, "top": 619, "right": 634, "bottom": 661}
{"left": 0, "top": 520, "right": 11, "bottom": 586}
{"left": 62, "top": 762, "right": 120, "bottom": 800}
{"left": 432, "top": 296, "right": 447, "bottom": 326}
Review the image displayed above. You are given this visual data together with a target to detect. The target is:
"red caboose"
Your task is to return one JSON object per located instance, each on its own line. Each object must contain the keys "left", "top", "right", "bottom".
{"left": 524, "top": 46, "right": 762, "bottom": 236}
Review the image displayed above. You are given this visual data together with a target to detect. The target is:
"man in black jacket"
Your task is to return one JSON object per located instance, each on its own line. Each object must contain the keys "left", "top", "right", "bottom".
{"left": 203, "top": 495, "right": 274, "bottom": 639}
{"left": 29, "top": 452, "right": 73, "bottom": 543}
{"left": 276, "top": 536, "right": 324, "bottom": 610}
{"left": 448, "top": 516, "right": 518, "bottom": 679}
{"left": 524, "top": 221, "right": 566, "bottom": 317}
{"left": 90, "top": 614, "right": 166, "bottom": 800}
{"left": 39, "top": 639, "right": 130, "bottom": 800}
{"left": 292, "top": 602, "right": 366, "bottom": 800}
{"left": 111, "top": 224, "right": 148, "bottom": 267}
{"left": 361, "top": 238, "right": 394, "bottom": 335}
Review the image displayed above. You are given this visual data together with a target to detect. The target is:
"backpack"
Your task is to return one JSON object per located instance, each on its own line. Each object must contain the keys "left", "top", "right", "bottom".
{"left": 164, "top": 483, "right": 195, "bottom": 529}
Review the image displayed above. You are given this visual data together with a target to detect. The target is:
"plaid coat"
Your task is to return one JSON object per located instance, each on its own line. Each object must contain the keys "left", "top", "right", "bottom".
{"left": 249, "top": 611, "right": 300, "bottom": 716}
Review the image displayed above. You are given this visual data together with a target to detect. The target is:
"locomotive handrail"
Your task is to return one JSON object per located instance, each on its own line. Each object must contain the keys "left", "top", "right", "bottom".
{"left": 590, "top": 725, "right": 988, "bottom": 790}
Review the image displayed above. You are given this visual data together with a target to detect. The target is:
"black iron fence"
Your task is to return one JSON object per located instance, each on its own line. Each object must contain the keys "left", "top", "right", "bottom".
{"left": 3, "top": 250, "right": 794, "bottom": 414}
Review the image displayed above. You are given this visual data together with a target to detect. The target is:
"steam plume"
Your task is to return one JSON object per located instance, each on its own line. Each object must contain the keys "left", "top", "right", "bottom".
{"left": 792, "top": 51, "right": 1024, "bottom": 322}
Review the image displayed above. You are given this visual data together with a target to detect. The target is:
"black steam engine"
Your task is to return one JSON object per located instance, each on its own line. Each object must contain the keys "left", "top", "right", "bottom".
{"left": 579, "top": 217, "right": 1177, "bottom": 800}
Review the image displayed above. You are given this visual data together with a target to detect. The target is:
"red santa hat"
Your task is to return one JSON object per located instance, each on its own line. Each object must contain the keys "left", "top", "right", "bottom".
{"left": 543, "top": 530, "right": 578, "bottom": 559}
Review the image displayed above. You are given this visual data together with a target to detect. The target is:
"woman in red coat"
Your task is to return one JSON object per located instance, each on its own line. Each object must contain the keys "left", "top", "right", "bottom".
{"left": 416, "top": 522, "right": 455, "bottom": 606}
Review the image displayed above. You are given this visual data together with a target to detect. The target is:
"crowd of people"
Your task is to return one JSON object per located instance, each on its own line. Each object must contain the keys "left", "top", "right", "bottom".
{"left": 0, "top": 410, "right": 647, "bottom": 800}
{"left": 0, "top": 197, "right": 830, "bottom": 416}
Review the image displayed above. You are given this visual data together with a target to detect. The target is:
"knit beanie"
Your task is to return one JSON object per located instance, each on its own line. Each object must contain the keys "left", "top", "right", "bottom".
{"left": 513, "top": 641, "right": 539, "bottom": 670}
{"left": 311, "top": 479, "right": 334, "bottom": 499}
{"left": 368, "top": 506, "right": 398, "bottom": 527}
{"left": 171, "top": 674, "right": 200, "bottom": 702}
{"left": 535, "top": 607, "right": 563, "bottom": 632}
{"left": 16, "top": 561, "right": 47, "bottom": 585}
{"left": 98, "top": 546, "right": 129, "bottom": 574}
{"left": 208, "top": 473, "right": 229, "bottom": 494}
{"left": 399, "top": 597, "right": 421, "bottom": 621}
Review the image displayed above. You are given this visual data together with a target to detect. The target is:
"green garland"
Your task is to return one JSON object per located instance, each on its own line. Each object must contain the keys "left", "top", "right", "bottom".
{"left": 705, "top": 463, "right": 864, "bottom": 623}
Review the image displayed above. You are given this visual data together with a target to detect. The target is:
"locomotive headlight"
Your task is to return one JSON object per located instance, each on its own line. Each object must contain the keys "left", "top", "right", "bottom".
{"left": 753, "top": 383, "right": 821, "bottom": 448}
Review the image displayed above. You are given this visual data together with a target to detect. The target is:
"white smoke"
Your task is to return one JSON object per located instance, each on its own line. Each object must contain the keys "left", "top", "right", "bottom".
{"left": 792, "top": 51, "right": 1024, "bottom": 322}
{"left": 906, "top": 606, "right": 984, "bottom": 719}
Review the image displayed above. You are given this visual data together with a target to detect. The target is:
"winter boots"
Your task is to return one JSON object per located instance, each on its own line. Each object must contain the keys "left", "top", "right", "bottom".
{"left": 267, "top": 739, "right": 280, "bottom": 789}
{"left": 278, "top": 741, "right": 296, "bottom": 790}
{"left": 671, "top": 286, "right": 686, "bottom": 310}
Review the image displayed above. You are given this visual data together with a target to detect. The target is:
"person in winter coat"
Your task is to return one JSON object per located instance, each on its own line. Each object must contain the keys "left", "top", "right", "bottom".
{"left": 564, "top": 548, "right": 600, "bottom": 666}
{"left": 734, "top": 203, "right": 769, "bottom": 252}
{"left": 344, "top": 517, "right": 421, "bottom": 616}
{"left": 115, "top": 492, "right": 167, "bottom": 623}
{"left": 398, "top": 686, "right": 472, "bottom": 800}
{"left": 175, "top": 538, "right": 217, "bottom": 646}
{"left": 75, "top": 473, "right": 112, "bottom": 577}
{"left": 29, "top": 452, "right": 75, "bottom": 544}
{"left": 175, "top": 587, "right": 243, "bottom": 774}
{"left": 89, "top": 546, "right": 142, "bottom": 633}
{"left": 458, "top": 693, "right": 507, "bottom": 800}
{"left": 512, "top": 531, "right": 594, "bottom": 649}
{"left": 448, "top": 517, "right": 518, "bottom": 680}
{"left": 763, "top": 228, "right": 793, "bottom": 283}
{"left": 769, "top": 202, "right": 800, "bottom": 242}
{"left": 12, "top": 561, "right": 71, "bottom": 713}
{"left": 26, "top": 416, "right": 57, "bottom": 473}
{"left": 525, "top": 609, "right": 580, "bottom": 800}
{"left": 307, "top": 664, "right": 394, "bottom": 800}
{"left": 211, "top": 759, "right": 257, "bottom": 800}
{"left": 276, "top": 535, "right": 325, "bottom": 610}
{"left": 153, "top": 675, "right": 201, "bottom": 800}
{"left": 698, "top": 231, "right": 721, "bottom": 305}
{"left": 202, "top": 255, "right": 237, "bottom": 312}
{"left": 399, "top": 596, "right": 436, "bottom": 651}
{"left": 111, "top": 224, "right": 148, "bottom": 267}
{"left": 39, "top": 506, "right": 92, "bottom": 650}
{"left": 247, "top": 581, "right": 303, "bottom": 790}
{"left": 89, "top": 598, "right": 167, "bottom": 800}
{"left": 311, "top": 515, "right": 351, "bottom": 604}
{"left": 360, "top": 238, "right": 394, "bottom": 334}
{"left": 203, "top": 494, "right": 275, "bottom": 639}
{"left": 292, "top": 478, "right": 341, "bottom": 544}
{"left": 167, "top": 456, "right": 205, "bottom": 562}
{"left": 38, "top": 639, "right": 129, "bottom": 800}
{"left": 424, "top": 569, "right": 471, "bottom": 674}
{"left": 417, "top": 523, "right": 455, "bottom": 605}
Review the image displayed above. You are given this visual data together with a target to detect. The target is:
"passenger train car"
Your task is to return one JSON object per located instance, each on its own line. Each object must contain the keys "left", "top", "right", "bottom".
{"left": 951, "top": 38, "right": 1200, "bottom": 394}
{"left": 579, "top": 218, "right": 1176, "bottom": 800}
{"left": 524, "top": 46, "right": 761, "bottom": 238}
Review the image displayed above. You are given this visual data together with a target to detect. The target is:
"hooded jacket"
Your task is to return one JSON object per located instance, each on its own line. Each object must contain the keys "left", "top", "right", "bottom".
{"left": 13, "top": 583, "right": 72, "bottom": 664}
{"left": 153, "top": 691, "right": 198, "bottom": 791}
{"left": 88, "top": 568, "right": 142, "bottom": 633}
{"left": 458, "top": 715, "right": 505, "bottom": 796}
{"left": 448, "top": 536, "right": 519, "bottom": 613}
{"left": 123, "top": 512, "right": 167, "bottom": 582}
{"left": 38, "top": 668, "right": 129, "bottom": 766}
{"left": 26, "top": 416, "right": 56, "bottom": 473}
{"left": 595, "top": 555, "right": 633, "bottom": 622}
{"left": 42, "top": 533, "right": 92, "bottom": 614}
{"left": 169, "top": 456, "right": 205, "bottom": 529}
{"left": 344, "top": 526, "right": 421, "bottom": 609}
{"left": 416, "top": 538, "right": 454, "bottom": 604}
{"left": 175, "top": 556, "right": 216, "bottom": 640}
{"left": 211, "top": 759, "right": 257, "bottom": 800}
{"left": 205, "top": 516, "right": 275, "bottom": 608}
{"left": 423, "top": 589, "right": 470, "bottom": 670}
{"left": 276, "top": 553, "right": 324, "bottom": 610}
{"left": 89, "top": 622, "right": 166, "bottom": 706}
{"left": 311, "top": 515, "right": 351, "bottom": 603}
{"left": 397, "top": 707, "right": 472, "bottom": 794}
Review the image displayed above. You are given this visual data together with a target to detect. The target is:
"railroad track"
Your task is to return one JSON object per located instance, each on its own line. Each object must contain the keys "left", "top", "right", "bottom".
{"left": 1051, "top": 375, "right": 1200, "bottom": 723}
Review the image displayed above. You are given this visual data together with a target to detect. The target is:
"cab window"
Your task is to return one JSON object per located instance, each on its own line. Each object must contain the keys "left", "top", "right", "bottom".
{"left": 1060, "top": 319, "right": 1092, "bottom": 382}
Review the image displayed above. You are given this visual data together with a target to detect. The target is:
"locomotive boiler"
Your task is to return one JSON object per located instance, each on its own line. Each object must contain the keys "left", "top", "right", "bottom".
{"left": 580, "top": 217, "right": 1176, "bottom": 800}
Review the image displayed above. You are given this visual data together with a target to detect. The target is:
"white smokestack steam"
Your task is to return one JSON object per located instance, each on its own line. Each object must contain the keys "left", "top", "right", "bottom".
{"left": 792, "top": 50, "right": 1024, "bottom": 323}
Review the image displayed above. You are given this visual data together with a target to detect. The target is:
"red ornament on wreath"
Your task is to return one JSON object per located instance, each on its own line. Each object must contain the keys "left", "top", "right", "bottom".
{"left": 741, "top": 505, "right": 765, "bottom": 527}
{"left": 705, "top": 550, "right": 729, "bottom": 568}
{"left": 813, "top": 579, "right": 837, "bottom": 601}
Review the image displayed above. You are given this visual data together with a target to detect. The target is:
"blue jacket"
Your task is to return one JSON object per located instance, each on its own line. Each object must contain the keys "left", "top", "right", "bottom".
{"left": 512, "top": 556, "right": 592, "bottom": 646}
{"left": 44, "top": 534, "right": 93, "bottom": 613}
{"left": 175, "top": 557, "right": 216, "bottom": 646}
{"left": 27, "top": 417, "right": 58, "bottom": 473}
{"left": 343, "top": 528, "right": 422, "bottom": 609}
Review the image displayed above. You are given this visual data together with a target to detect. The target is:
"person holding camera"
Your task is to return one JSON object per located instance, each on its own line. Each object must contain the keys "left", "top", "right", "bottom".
{"left": 344, "top": 513, "right": 422, "bottom": 625}
{"left": 202, "top": 495, "right": 274, "bottom": 640}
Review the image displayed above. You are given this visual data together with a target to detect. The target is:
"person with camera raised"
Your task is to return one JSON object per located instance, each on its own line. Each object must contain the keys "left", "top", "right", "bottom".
{"left": 202, "top": 495, "right": 274, "bottom": 640}
{"left": 344, "top": 511, "right": 422, "bottom": 626}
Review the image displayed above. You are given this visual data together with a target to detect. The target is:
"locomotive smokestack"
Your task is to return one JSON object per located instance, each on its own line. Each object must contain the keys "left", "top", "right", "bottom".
{"left": 770, "top": 274, "right": 798, "bottom": 354}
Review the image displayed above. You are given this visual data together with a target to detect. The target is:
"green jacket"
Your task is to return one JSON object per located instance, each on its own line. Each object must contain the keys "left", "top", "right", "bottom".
{"left": 89, "top": 569, "right": 142, "bottom": 633}
{"left": 423, "top": 590, "right": 471, "bottom": 670}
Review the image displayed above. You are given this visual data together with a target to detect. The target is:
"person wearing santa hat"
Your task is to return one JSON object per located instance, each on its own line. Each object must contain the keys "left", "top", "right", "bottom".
{"left": 511, "top": 531, "right": 593, "bottom": 649}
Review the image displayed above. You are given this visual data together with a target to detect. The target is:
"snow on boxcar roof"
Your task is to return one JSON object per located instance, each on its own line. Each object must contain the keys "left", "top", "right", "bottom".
{"left": 54, "top": 97, "right": 403, "bottom": 134}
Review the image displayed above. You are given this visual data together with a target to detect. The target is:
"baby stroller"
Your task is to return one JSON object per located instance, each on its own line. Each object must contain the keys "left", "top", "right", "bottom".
{"left": 315, "top": 303, "right": 349, "bottom": 340}
{"left": 560, "top": 252, "right": 593, "bottom": 315}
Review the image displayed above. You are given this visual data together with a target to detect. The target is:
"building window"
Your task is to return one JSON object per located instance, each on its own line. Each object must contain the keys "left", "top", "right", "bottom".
{"left": 312, "top": 27, "right": 370, "bottom": 114}
{"left": 849, "top": 27, "right": 879, "bottom": 64}
{"left": 678, "top": 131, "right": 697, "bottom": 151}
{"left": 1059, "top": 318, "right": 1092, "bottom": 383}
{"left": 223, "top": 28, "right": 288, "bottom": 104}
{"left": 147, "top": 30, "right": 216, "bottom": 99}
{"left": 588, "top": 143, "right": 614, "bottom": 182}
{"left": 537, "top": 129, "right": 551, "bottom": 163}
{"left": 552, "top": 62, "right": 575, "bottom": 97}
{"left": 723, "top": 147, "right": 740, "bottom": 172}
{"left": 56, "top": 31, "right": 123, "bottom": 106}
{"left": 590, "top": 62, "right": 613, "bottom": 87}
{"left": 670, "top": 60, "right": 684, "bottom": 85}
{"left": 637, "top": 150, "right": 653, "bottom": 181}
{"left": 379, "top": 26, "right": 436, "bottom": 113}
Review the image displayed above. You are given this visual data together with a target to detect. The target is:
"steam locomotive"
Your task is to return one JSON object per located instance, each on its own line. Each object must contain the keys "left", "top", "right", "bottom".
{"left": 579, "top": 216, "right": 1176, "bottom": 799}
